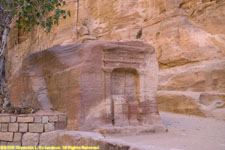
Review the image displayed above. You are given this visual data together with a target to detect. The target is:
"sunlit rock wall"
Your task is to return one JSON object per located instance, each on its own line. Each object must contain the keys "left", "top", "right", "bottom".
{"left": 6, "top": 0, "right": 225, "bottom": 119}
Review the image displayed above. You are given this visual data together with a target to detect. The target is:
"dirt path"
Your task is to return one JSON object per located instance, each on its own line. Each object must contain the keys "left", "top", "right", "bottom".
{"left": 108, "top": 112, "right": 225, "bottom": 150}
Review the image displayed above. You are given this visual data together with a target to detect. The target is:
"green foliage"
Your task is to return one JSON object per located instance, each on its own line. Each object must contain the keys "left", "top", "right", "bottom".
{"left": 0, "top": 0, "right": 71, "bottom": 32}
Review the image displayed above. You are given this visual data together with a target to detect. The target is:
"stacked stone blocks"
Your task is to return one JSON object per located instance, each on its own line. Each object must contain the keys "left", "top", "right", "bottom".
{"left": 0, "top": 113, "right": 67, "bottom": 146}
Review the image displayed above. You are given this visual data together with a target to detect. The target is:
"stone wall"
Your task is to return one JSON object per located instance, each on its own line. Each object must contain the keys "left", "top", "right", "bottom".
{"left": 0, "top": 113, "right": 67, "bottom": 146}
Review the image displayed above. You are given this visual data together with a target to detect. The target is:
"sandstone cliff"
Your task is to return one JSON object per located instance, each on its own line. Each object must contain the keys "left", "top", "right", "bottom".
{"left": 6, "top": 0, "right": 225, "bottom": 119}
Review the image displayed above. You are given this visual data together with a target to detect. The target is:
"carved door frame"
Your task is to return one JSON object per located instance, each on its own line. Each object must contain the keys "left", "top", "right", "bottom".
{"left": 103, "top": 67, "right": 142, "bottom": 126}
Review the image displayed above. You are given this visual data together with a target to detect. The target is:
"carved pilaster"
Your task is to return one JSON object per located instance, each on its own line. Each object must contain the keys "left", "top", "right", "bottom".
{"left": 103, "top": 67, "right": 113, "bottom": 124}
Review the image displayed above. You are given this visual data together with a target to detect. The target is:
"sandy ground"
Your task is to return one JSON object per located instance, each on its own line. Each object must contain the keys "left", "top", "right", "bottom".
{"left": 108, "top": 112, "right": 225, "bottom": 150}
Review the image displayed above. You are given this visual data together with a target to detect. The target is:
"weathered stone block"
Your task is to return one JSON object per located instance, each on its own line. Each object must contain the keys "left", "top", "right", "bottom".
{"left": 8, "top": 142, "right": 21, "bottom": 146}
{"left": 9, "top": 123, "right": 18, "bottom": 132}
{"left": 114, "top": 105, "right": 124, "bottom": 114}
{"left": 34, "top": 117, "right": 42, "bottom": 123}
{"left": 29, "top": 123, "right": 44, "bottom": 133}
{"left": 48, "top": 116, "right": 58, "bottom": 122}
{"left": 0, "top": 141, "right": 8, "bottom": 146}
{"left": 42, "top": 116, "right": 48, "bottom": 123}
{"left": 1, "top": 123, "right": 8, "bottom": 132}
{"left": 0, "top": 132, "right": 13, "bottom": 141}
{"left": 58, "top": 115, "right": 67, "bottom": 122}
{"left": 44, "top": 123, "right": 54, "bottom": 132}
{"left": 19, "top": 123, "right": 28, "bottom": 132}
{"left": 17, "top": 117, "right": 34, "bottom": 123}
{"left": 0, "top": 117, "right": 10, "bottom": 123}
{"left": 39, "top": 131, "right": 63, "bottom": 146}
{"left": 22, "top": 133, "right": 39, "bottom": 146}
{"left": 55, "top": 122, "right": 67, "bottom": 130}
{"left": 10, "top": 116, "right": 17, "bottom": 123}
{"left": 13, "top": 133, "right": 22, "bottom": 142}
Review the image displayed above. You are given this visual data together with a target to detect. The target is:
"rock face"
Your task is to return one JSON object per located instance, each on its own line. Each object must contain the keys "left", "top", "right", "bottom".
{"left": 8, "top": 40, "right": 162, "bottom": 131}
{"left": 6, "top": 0, "right": 225, "bottom": 119}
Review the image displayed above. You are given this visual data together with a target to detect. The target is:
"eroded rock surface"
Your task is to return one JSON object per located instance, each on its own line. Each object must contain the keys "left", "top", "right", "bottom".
{"left": 40, "top": 130, "right": 164, "bottom": 150}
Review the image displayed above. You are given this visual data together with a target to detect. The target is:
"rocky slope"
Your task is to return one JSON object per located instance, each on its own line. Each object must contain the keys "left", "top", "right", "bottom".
{"left": 6, "top": 0, "right": 225, "bottom": 119}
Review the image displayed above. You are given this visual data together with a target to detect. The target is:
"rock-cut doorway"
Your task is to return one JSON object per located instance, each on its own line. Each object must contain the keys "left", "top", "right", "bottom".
{"left": 111, "top": 68, "right": 140, "bottom": 126}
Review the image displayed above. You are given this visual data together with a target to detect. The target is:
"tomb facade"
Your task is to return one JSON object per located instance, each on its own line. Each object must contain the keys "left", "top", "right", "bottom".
{"left": 9, "top": 40, "right": 163, "bottom": 132}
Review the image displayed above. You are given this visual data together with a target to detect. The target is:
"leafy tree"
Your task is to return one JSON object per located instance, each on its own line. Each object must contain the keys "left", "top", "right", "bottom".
{"left": 0, "top": 0, "right": 70, "bottom": 109}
